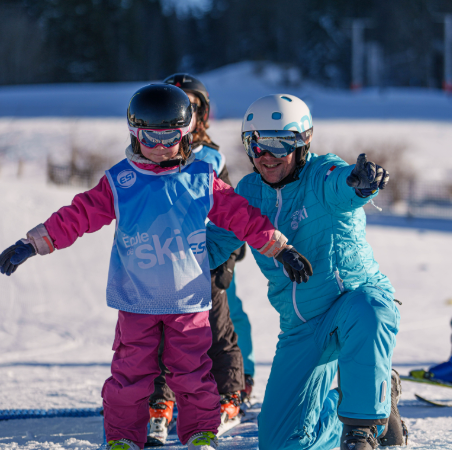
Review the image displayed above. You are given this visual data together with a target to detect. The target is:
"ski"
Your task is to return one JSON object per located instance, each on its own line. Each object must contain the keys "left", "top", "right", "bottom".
{"left": 399, "top": 374, "right": 452, "bottom": 389}
{"left": 415, "top": 394, "right": 452, "bottom": 407}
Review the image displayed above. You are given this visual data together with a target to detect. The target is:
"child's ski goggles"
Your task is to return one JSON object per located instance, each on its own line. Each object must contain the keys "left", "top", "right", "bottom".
{"left": 242, "top": 128, "right": 313, "bottom": 158}
{"left": 129, "top": 125, "right": 190, "bottom": 149}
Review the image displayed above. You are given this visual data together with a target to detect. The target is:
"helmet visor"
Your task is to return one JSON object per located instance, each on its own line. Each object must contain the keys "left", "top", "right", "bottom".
{"left": 242, "top": 129, "right": 313, "bottom": 158}
{"left": 129, "top": 125, "right": 188, "bottom": 148}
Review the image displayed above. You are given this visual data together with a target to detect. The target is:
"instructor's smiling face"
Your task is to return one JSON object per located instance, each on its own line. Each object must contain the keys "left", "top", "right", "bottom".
{"left": 253, "top": 152, "right": 297, "bottom": 184}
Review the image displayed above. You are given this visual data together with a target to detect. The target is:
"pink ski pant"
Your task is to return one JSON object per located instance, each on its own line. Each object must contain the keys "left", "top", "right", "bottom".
{"left": 102, "top": 310, "right": 221, "bottom": 448}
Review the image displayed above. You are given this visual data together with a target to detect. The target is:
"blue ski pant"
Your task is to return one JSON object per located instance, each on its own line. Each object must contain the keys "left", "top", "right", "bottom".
{"left": 258, "top": 286, "right": 400, "bottom": 450}
{"left": 227, "top": 273, "right": 255, "bottom": 377}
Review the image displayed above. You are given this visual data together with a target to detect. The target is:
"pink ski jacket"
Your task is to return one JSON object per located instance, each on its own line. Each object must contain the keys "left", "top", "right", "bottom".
{"left": 43, "top": 159, "right": 284, "bottom": 256}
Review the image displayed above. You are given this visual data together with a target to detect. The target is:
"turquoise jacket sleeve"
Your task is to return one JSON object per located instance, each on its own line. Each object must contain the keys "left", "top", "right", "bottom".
{"left": 310, "top": 154, "right": 379, "bottom": 214}
{"left": 206, "top": 221, "right": 245, "bottom": 270}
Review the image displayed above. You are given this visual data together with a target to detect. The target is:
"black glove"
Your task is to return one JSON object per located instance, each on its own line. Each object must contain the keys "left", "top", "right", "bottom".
{"left": 214, "top": 257, "right": 235, "bottom": 290}
{"left": 235, "top": 244, "right": 247, "bottom": 262}
{"left": 346, "top": 154, "right": 389, "bottom": 197}
{"left": 0, "top": 240, "right": 36, "bottom": 276}
{"left": 275, "top": 246, "right": 313, "bottom": 284}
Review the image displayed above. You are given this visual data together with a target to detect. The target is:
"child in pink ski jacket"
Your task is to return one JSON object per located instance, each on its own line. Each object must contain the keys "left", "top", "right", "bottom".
{"left": 0, "top": 84, "right": 312, "bottom": 450}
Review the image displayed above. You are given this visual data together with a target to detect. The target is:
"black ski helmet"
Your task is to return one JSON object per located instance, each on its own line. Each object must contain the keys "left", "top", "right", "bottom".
{"left": 127, "top": 83, "right": 194, "bottom": 162}
{"left": 163, "top": 73, "right": 210, "bottom": 123}
{"left": 127, "top": 83, "right": 192, "bottom": 129}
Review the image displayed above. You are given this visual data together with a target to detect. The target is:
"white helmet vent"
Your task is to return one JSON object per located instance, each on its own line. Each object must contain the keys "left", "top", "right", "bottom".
{"left": 281, "top": 96, "right": 292, "bottom": 102}
{"left": 247, "top": 113, "right": 254, "bottom": 121}
{"left": 272, "top": 112, "right": 282, "bottom": 120}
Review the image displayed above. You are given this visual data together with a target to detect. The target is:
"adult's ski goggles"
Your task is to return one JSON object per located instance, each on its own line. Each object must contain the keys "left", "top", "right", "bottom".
{"left": 129, "top": 125, "right": 191, "bottom": 149}
{"left": 242, "top": 128, "right": 313, "bottom": 159}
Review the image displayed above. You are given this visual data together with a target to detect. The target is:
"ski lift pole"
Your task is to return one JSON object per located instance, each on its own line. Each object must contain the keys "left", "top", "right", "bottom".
{"left": 444, "top": 14, "right": 452, "bottom": 93}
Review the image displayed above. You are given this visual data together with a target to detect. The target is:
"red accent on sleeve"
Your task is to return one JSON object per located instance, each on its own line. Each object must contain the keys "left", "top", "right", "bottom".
{"left": 43, "top": 236, "right": 54, "bottom": 253}
{"left": 208, "top": 176, "right": 275, "bottom": 249}
{"left": 44, "top": 176, "right": 115, "bottom": 250}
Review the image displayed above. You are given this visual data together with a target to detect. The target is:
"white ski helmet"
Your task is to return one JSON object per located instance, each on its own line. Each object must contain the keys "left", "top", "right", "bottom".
{"left": 242, "top": 93, "right": 312, "bottom": 134}
{"left": 241, "top": 94, "right": 313, "bottom": 178}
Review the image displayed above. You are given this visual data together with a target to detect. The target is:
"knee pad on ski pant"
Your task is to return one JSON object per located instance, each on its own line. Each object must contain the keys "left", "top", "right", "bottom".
{"left": 335, "top": 287, "right": 400, "bottom": 423}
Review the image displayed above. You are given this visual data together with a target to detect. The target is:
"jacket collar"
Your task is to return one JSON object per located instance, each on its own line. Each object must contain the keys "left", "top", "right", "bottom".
{"left": 125, "top": 145, "right": 196, "bottom": 173}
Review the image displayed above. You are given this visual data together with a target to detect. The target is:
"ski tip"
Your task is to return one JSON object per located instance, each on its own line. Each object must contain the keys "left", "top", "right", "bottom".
{"left": 415, "top": 393, "right": 452, "bottom": 407}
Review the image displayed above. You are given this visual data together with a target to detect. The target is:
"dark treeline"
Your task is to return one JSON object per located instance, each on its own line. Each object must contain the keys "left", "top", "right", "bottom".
{"left": 1, "top": 0, "right": 451, "bottom": 87}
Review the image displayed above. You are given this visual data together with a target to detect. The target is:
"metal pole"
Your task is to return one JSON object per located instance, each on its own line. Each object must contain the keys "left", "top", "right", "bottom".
{"left": 444, "top": 14, "right": 452, "bottom": 92}
{"left": 367, "top": 41, "right": 383, "bottom": 87}
{"left": 351, "top": 19, "right": 365, "bottom": 90}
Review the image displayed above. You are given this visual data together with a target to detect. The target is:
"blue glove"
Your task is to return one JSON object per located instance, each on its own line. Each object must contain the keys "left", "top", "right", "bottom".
{"left": 275, "top": 246, "right": 313, "bottom": 284}
{"left": 346, "top": 153, "right": 390, "bottom": 197}
{"left": 0, "top": 240, "right": 36, "bottom": 276}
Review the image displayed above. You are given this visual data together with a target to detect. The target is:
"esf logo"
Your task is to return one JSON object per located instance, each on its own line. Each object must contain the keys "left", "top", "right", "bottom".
{"left": 117, "top": 170, "right": 136, "bottom": 188}
{"left": 121, "top": 229, "right": 207, "bottom": 268}
{"left": 291, "top": 207, "right": 308, "bottom": 230}
{"left": 187, "top": 230, "right": 207, "bottom": 264}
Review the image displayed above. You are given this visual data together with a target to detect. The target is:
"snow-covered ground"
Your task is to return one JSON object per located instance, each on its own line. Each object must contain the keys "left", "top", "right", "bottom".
{"left": 0, "top": 171, "right": 452, "bottom": 448}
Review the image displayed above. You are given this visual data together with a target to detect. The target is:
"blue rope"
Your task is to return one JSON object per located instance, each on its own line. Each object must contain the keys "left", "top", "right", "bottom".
{"left": 0, "top": 407, "right": 103, "bottom": 421}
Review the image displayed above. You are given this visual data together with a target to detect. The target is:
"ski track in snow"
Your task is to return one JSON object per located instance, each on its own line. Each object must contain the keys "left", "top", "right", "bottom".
{"left": 0, "top": 119, "right": 451, "bottom": 448}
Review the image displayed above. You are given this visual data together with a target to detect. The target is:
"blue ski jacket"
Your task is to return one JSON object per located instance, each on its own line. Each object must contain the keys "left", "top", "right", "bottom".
{"left": 206, "top": 152, "right": 394, "bottom": 332}
{"left": 192, "top": 143, "right": 226, "bottom": 176}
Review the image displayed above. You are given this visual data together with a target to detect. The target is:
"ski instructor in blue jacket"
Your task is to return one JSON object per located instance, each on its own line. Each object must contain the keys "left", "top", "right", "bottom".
{"left": 206, "top": 94, "right": 406, "bottom": 450}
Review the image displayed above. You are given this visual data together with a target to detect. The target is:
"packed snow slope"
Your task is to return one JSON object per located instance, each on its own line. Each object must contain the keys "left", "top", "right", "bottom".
{"left": 1, "top": 61, "right": 452, "bottom": 120}
{"left": 0, "top": 169, "right": 452, "bottom": 448}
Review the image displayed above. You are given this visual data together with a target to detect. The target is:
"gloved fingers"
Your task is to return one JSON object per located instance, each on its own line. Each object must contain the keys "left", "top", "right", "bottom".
{"left": 346, "top": 172, "right": 360, "bottom": 188}
{"left": 236, "top": 244, "right": 247, "bottom": 262}
{"left": 5, "top": 261, "right": 16, "bottom": 276}
{"left": 0, "top": 257, "right": 11, "bottom": 274}
{"left": 11, "top": 248, "right": 29, "bottom": 265}
{"left": 215, "top": 273, "right": 233, "bottom": 290}
{"left": 366, "top": 161, "right": 377, "bottom": 183}
{"left": 355, "top": 153, "right": 368, "bottom": 171}
{"left": 300, "top": 269, "right": 309, "bottom": 283}
{"left": 0, "top": 246, "right": 16, "bottom": 266}
{"left": 285, "top": 265, "right": 296, "bottom": 283}
{"left": 373, "top": 165, "right": 384, "bottom": 184}
{"left": 293, "top": 268, "right": 302, "bottom": 284}
{"left": 298, "top": 254, "right": 313, "bottom": 276}
{"left": 379, "top": 168, "right": 390, "bottom": 190}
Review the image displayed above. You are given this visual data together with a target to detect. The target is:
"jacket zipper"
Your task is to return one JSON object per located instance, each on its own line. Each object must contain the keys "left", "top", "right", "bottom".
{"left": 334, "top": 270, "right": 345, "bottom": 293}
{"left": 292, "top": 282, "right": 306, "bottom": 323}
{"left": 274, "top": 187, "right": 306, "bottom": 323}
{"left": 273, "top": 188, "right": 283, "bottom": 268}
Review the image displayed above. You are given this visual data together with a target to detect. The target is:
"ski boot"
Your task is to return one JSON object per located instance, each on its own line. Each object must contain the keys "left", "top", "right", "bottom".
{"left": 187, "top": 431, "right": 219, "bottom": 449}
{"left": 409, "top": 368, "right": 434, "bottom": 380}
{"left": 341, "top": 425, "right": 379, "bottom": 450}
{"left": 378, "top": 369, "right": 408, "bottom": 446}
{"left": 107, "top": 439, "right": 141, "bottom": 450}
{"left": 410, "top": 356, "right": 452, "bottom": 383}
{"left": 147, "top": 399, "right": 174, "bottom": 446}
{"left": 240, "top": 375, "right": 254, "bottom": 403}
{"left": 220, "top": 391, "right": 241, "bottom": 423}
